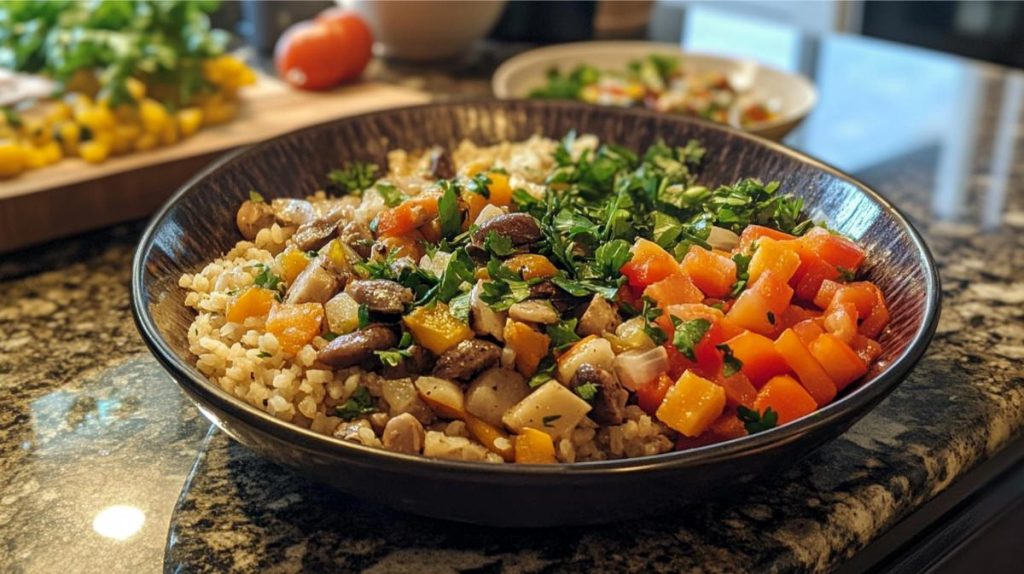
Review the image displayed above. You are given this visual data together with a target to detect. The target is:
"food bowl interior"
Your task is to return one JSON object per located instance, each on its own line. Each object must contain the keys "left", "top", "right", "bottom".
{"left": 492, "top": 42, "right": 817, "bottom": 140}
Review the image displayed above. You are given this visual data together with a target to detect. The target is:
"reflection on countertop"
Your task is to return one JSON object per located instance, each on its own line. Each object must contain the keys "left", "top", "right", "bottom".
{"left": 1, "top": 32, "right": 1023, "bottom": 573}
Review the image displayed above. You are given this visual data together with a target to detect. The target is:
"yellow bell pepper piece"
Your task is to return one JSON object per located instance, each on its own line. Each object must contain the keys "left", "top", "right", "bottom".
{"left": 278, "top": 249, "right": 311, "bottom": 285}
{"left": 656, "top": 371, "right": 727, "bottom": 437}
{"left": 465, "top": 414, "right": 515, "bottom": 462}
{"left": 514, "top": 427, "right": 557, "bottom": 464}
{"left": 403, "top": 303, "right": 473, "bottom": 355}
{"left": 226, "top": 287, "right": 276, "bottom": 324}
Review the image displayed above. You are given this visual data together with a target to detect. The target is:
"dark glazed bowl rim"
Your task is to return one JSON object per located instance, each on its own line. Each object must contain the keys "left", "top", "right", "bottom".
{"left": 131, "top": 100, "right": 941, "bottom": 478}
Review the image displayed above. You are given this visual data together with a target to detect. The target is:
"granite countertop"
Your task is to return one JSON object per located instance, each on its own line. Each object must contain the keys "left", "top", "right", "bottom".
{"left": 2, "top": 36, "right": 1023, "bottom": 574}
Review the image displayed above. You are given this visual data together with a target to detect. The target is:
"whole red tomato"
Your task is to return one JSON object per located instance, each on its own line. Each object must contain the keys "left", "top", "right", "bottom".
{"left": 274, "top": 10, "right": 373, "bottom": 91}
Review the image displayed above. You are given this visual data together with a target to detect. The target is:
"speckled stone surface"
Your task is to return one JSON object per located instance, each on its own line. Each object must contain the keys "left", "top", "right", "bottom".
{"left": 2, "top": 38, "right": 1023, "bottom": 574}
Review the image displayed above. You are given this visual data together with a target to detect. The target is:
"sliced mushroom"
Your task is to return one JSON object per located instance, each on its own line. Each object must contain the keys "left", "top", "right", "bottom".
{"left": 577, "top": 294, "right": 621, "bottom": 336}
{"left": 382, "top": 413, "right": 426, "bottom": 454}
{"left": 432, "top": 339, "right": 502, "bottom": 381}
{"left": 345, "top": 279, "right": 413, "bottom": 314}
{"left": 570, "top": 363, "right": 628, "bottom": 425}
{"left": 236, "top": 200, "right": 276, "bottom": 240}
{"left": 285, "top": 257, "right": 342, "bottom": 305}
{"left": 472, "top": 213, "right": 541, "bottom": 247}
{"left": 340, "top": 220, "right": 374, "bottom": 259}
{"left": 508, "top": 300, "right": 559, "bottom": 325}
{"left": 317, "top": 325, "right": 398, "bottom": 368}
{"left": 427, "top": 146, "right": 454, "bottom": 180}
{"left": 291, "top": 218, "right": 340, "bottom": 252}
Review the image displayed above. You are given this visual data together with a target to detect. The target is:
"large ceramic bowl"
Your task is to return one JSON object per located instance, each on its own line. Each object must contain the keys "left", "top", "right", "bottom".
{"left": 132, "top": 101, "right": 939, "bottom": 527}
{"left": 493, "top": 41, "right": 818, "bottom": 141}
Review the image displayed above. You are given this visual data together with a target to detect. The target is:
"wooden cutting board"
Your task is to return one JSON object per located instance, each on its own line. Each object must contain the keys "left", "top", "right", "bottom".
{"left": 0, "top": 77, "right": 429, "bottom": 253}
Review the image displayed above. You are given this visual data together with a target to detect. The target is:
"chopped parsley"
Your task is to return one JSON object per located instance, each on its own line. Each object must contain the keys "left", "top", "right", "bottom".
{"left": 357, "top": 304, "right": 370, "bottom": 329}
{"left": 527, "top": 357, "right": 556, "bottom": 388}
{"left": 480, "top": 258, "right": 535, "bottom": 311}
{"left": 327, "top": 162, "right": 380, "bottom": 196}
{"left": 336, "top": 386, "right": 377, "bottom": 421}
{"left": 593, "top": 239, "right": 633, "bottom": 280}
{"left": 323, "top": 332, "right": 340, "bottom": 341}
{"left": 375, "top": 183, "right": 405, "bottom": 207}
{"left": 737, "top": 406, "right": 778, "bottom": 434}
{"left": 640, "top": 296, "right": 668, "bottom": 345}
{"left": 837, "top": 266, "right": 857, "bottom": 282}
{"left": 257, "top": 351, "right": 272, "bottom": 358}
{"left": 547, "top": 318, "right": 582, "bottom": 350}
{"left": 375, "top": 332, "right": 414, "bottom": 367}
{"left": 574, "top": 382, "right": 599, "bottom": 401}
{"left": 670, "top": 316, "right": 711, "bottom": 361}
{"left": 483, "top": 231, "right": 515, "bottom": 257}
{"left": 466, "top": 172, "right": 492, "bottom": 198}
{"left": 437, "top": 180, "right": 461, "bottom": 239}
{"left": 251, "top": 263, "right": 282, "bottom": 291}
{"left": 249, "top": 190, "right": 265, "bottom": 203}
{"left": 730, "top": 252, "right": 753, "bottom": 297}
{"left": 447, "top": 290, "right": 473, "bottom": 323}
{"left": 542, "top": 414, "right": 562, "bottom": 427}
{"left": 717, "top": 344, "right": 743, "bottom": 376}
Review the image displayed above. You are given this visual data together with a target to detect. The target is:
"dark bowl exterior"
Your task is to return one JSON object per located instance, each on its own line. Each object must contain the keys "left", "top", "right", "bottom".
{"left": 132, "top": 101, "right": 940, "bottom": 526}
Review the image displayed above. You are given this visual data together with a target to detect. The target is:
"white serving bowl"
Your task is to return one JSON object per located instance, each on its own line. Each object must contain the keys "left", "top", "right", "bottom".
{"left": 493, "top": 41, "right": 817, "bottom": 141}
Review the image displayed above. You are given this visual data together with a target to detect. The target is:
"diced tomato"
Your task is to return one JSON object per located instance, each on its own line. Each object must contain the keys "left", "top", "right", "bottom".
{"left": 716, "top": 371, "right": 758, "bottom": 408}
{"left": 807, "top": 333, "right": 868, "bottom": 391}
{"left": 800, "top": 227, "right": 866, "bottom": 271}
{"left": 723, "top": 330, "right": 790, "bottom": 387}
{"left": 644, "top": 273, "right": 704, "bottom": 308}
{"left": 754, "top": 375, "right": 818, "bottom": 425}
{"left": 748, "top": 237, "right": 802, "bottom": 284}
{"left": 780, "top": 304, "right": 819, "bottom": 329}
{"left": 739, "top": 225, "right": 795, "bottom": 252}
{"left": 822, "top": 301, "right": 858, "bottom": 344}
{"left": 674, "top": 410, "right": 747, "bottom": 450}
{"left": 792, "top": 250, "right": 842, "bottom": 304}
{"left": 375, "top": 192, "right": 440, "bottom": 237}
{"left": 621, "top": 238, "right": 680, "bottom": 289}
{"left": 663, "top": 341, "right": 694, "bottom": 380}
{"left": 726, "top": 271, "right": 793, "bottom": 335}
{"left": 791, "top": 319, "right": 825, "bottom": 347}
{"left": 680, "top": 246, "right": 737, "bottom": 298}
{"left": 850, "top": 334, "right": 882, "bottom": 364}
{"left": 773, "top": 328, "right": 836, "bottom": 406}
{"left": 636, "top": 373, "right": 675, "bottom": 415}
{"left": 838, "top": 282, "right": 890, "bottom": 338}
{"left": 657, "top": 305, "right": 728, "bottom": 377}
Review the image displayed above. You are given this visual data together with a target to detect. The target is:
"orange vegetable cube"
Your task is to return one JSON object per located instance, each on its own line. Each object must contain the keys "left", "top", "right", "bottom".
{"left": 265, "top": 302, "right": 325, "bottom": 355}
{"left": 644, "top": 273, "right": 704, "bottom": 308}
{"left": 278, "top": 249, "right": 312, "bottom": 285}
{"left": 791, "top": 319, "right": 825, "bottom": 347}
{"left": 514, "top": 427, "right": 557, "bottom": 464}
{"left": 485, "top": 171, "right": 513, "bottom": 206}
{"left": 226, "top": 287, "right": 275, "bottom": 324}
{"left": 716, "top": 371, "right": 758, "bottom": 408}
{"left": 461, "top": 191, "right": 488, "bottom": 228}
{"left": 851, "top": 334, "right": 882, "bottom": 364}
{"left": 823, "top": 301, "right": 858, "bottom": 344}
{"left": 792, "top": 249, "right": 842, "bottom": 303}
{"left": 808, "top": 333, "right": 868, "bottom": 391}
{"left": 504, "top": 254, "right": 558, "bottom": 280}
{"left": 680, "top": 246, "right": 737, "bottom": 298}
{"left": 754, "top": 375, "right": 818, "bottom": 425}
{"left": 656, "top": 371, "right": 727, "bottom": 437}
{"left": 748, "top": 237, "right": 802, "bottom": 284}
{"left": 726, "top": 272, "right": 793, "bottom": 335}
{"left": 621, "top": 238, "right": 680, "bottom": 289}
{"left": 773, "top": 329, "right": 836, "bottom": 406}
{"left": 813, "top": 279, "right": 845, "bottom": 309}
{"left": 403, "top": 303, "right": 474, "bottom": 355}
{"left": 375, "top": 192, "right": 439, "bottom": 237}
{"left": 780, "top": 304, "right": 820, "bottom": 329}
{"left": 466, "top": 413, "right": 515, "bottom": 462}
{"left": 724, "top": 330, "right": 790, "bottom": 387}
{"left": 800, "top": 227, "right": 866, "bottom": 271}
{"left": 503, "top": 320, "right": 551, "bottom": 377}
{"left": 739, "top": 225, "right": 796, "bottom": 252}
{"left": 636, "top": 373, "right": 675, "bottom": 415}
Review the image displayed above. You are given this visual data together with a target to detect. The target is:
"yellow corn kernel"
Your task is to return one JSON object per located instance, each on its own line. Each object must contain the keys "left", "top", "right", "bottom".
{"left": 139, "top": 98, "right": 169, "bottom": 134}
{"left": 0, "top": 141, "right": 28, "bottom": 177}
{"left": 79, "top": 140, "right": 110, "bottom": 164}
{"left": 176, "top": 107, "right": 203, "bottom": 137}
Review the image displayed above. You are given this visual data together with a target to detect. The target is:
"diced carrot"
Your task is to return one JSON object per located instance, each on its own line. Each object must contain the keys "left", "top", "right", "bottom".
{"left": 503, "top": 320, "right": 551, "bottom": 377}
{"left": 739, "top": 225, "right": 795, "bottom": 252}
{"left": 466, "top": 413, "right": 514, "bottom": 462}
{"left": 780, "top": 304, "right": 819, "bottom": 329}
{"left": 226, "top": 286, "right": 275, "bottom": 324}
{"left": 808, "top": 333, "right": 868, "bottom": 391}
{"left": 378, "top": 234, "right": 424, "bottom": 261}
{"left": 644, "top": 273, "right": 704, "bottom": 308}
{"left": 823, "top": 301, "right": 858, "bottom": 344}
{"left": 514, "top": 427, "right": 557, "bottom": 464}
{"left": 773, "top": 328, "right": 836, "bottom": 406}
{"left": 791, "top": 319, "right": 825, "bottom": 346}
{"left": 375, "top": 192, "right": 440, "bottom": 237}
{"left": 836, "top": 282, "right": 890, "bottom": 338}
{"left": 748, "top": 237, "right": 802, "bottom": 284}
{"left": 851, "top": 334, "right": 882, "bottom": 364}
{"left": 636, "top": 373, "right": 675, "bottom": 415}
{"left": 656, "top": 370, "right": 727, "bottom": 437}
{"left": 813, "top": 279, "right": 845, "bottom": 309}
{"left": 754, "top": 375, "right": 818, "bottom": 425}
{"left": 485, "top": 171, "right": 513, "bottom": 206}
{"left": 674, "top": 410, "right": 747, "bottom": 450}
{"left": 680, "top": 246, "right": 737, "bottom": 298}
{"left": 461, "top": 191, "right": 488, "bottom": 228}
{"left": 278, "top": 249, "right": 312, "bottom": 285}
{"left": 265, "top": 302, "right": 325, "bottom": 355}
{"left": 800, "top": 227, "right": 866, "bottom": 271}
{"left": 621, "top": 238, "right": 680, "bottom": 289}
{"left": 504, "top": 254, "right": 559, "bottom": 280}
{"left": 724, "top": 330, "right": 790, "bottom": 387}
{"left": 726, "top": 272, "right": 793, "bottom": 335}
{"left": 716, "top": 371, "right": 758, "bottom": 408}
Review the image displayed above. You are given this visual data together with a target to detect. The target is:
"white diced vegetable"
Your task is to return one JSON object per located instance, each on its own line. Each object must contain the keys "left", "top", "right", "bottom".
{"left": 414, "top": 376, "right": 465, "bottom": 419}
{"left": 465, "top": 368, "right": 529, "bottom": 427}
{"left": 613, "top": 346, "right": 668, "bottom": 390}
{"left": 324, "top": 292, "right": 360, "bottom": 334}
{"left": 502, "top": 381, "right": 592, "bottom": 439}
{"left": 556, "top": 336, "right": 615, "bottom": 384}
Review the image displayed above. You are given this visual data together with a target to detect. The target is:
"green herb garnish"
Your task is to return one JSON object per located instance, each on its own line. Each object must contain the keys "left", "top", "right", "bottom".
{"left": 717, "top": 344, "right": 743, "bottom": 377}
{"left": 542, "top": 414, "right": 562, "bottom": 427}
{"left": 375, "top": 332, "right": 414, "bottom": 367}
{"left": 328, "top": 162, "right": 380, "bottom": 195}
{"left": 547, "top": 318, "right": 582, "bottom": 350}
{"left": 249, "top": 190, "right": 265, "bottom": 203}
{"left": 574, "top": 382, "right": 599, "bottom": 402}
{"left": 357, "top": 304, "right": 370, "bottom": 329}
{"left": 251, "top": 263, "right": 282, "bottom": 291}
{"left": 437, "top": 180, "right": 461, "bottom": 239}
{"left": 375, "top": 182, "right": 405, "bottom": 207}
{"left": 336, "top": 386, "right": 377, "bottom": 421}
{"left": 737, "top": 406, "right": 778, "bottom": 434}
{"left": 670, "top": 316, "right": 711, "bottom": 361}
